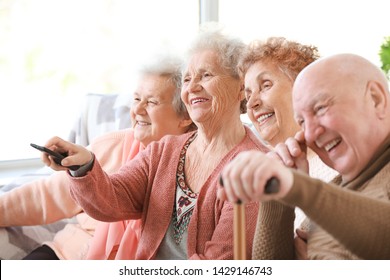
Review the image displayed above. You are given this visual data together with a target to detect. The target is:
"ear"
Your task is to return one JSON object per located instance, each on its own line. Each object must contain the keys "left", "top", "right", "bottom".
{"left": 239, "top": 83, "right": 245, "bottom": 102}
{"left": 367, "top": 80, "right": 388, "bottom": 119}
{"left": 178, "top": 117, "right": 194, "bottom": 130}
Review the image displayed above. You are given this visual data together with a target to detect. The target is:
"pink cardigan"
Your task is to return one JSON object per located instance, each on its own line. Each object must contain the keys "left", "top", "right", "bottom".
{"left": 69, "top": 126, "right": 269, "bottom": 259}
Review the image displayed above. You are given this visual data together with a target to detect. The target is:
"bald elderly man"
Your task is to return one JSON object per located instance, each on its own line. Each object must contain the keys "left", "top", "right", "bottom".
{"left": 218, "top": 53, "right": 390, "bottom": 259}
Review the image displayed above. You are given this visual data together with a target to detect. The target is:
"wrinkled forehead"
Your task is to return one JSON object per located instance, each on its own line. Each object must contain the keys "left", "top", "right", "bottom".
{"left": 183, "top": 50, "right": 222, "bottom": 73}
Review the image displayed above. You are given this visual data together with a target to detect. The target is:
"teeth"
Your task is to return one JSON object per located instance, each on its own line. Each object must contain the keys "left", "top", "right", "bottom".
{"left": 324, "top": 139, "right": 340, "bottom": 152}
{"left": 191, "top": 98, "right": 207, "bottom": 105}
{"left": 137, "top": 121, "right": 150, "bottom": 126}
{"left": 257, "top": 113, "right": 274, "bottom": 123}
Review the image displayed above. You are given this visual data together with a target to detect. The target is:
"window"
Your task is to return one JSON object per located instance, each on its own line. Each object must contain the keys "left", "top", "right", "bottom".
{"left": 219, "top": 0, "right": 388, "bottom": 66}
{"left": 0, "top": 0, "right": 199, "bottom": 161}
{"left": 1, "top": 0, "right": 389, "bottom": 162}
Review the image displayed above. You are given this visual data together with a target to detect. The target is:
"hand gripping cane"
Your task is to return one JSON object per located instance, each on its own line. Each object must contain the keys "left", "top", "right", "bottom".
{"left": 219, "top": 176, "right": 280, "bottom": 260}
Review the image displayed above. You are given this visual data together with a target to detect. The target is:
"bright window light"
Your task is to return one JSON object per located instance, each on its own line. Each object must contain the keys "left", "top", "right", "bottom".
{"left": 0, "top": 0, "right": 199, "bottom": 161}
{"left": 219, "top": 0, "right": 389, "bottom": 67}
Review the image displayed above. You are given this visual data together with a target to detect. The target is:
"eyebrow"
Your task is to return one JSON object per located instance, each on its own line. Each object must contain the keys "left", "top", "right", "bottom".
{"left": 253, "top": 71, "right": 272, "bottom": 81}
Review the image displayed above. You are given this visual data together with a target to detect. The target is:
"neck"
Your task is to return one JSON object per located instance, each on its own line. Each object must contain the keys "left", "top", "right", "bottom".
{"left": 194, "top": 118, "right": 246, "bottom": 155}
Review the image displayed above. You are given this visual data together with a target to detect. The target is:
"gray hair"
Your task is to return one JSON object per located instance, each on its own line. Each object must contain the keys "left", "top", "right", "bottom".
{"left": 183, "top": 25, "right": 247, "bottom": 113}
{"left": 137, "top": 54, "right": 188, "bottom": 118}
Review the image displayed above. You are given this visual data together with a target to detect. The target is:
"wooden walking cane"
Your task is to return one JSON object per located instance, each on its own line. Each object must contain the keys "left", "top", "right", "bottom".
{"left": 234, "top": 200, "right": 246, "bottom": 260}
{"left": 220, "top": 176, "right": 280, "bottom": 260}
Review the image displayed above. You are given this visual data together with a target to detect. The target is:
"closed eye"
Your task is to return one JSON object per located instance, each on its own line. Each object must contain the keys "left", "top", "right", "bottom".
{"left": 314, "top": 104, "right": 328, "bottom": 115}
{"left": 296, "top": 118, "right": 304, "bottom": 128}
{"left": 244, "top": 89, "right": 252, "bottom": 100}
{"left": 202, "top": 72, "right": 212, "bottom": 79}
{"left": 147, "top": 100, "right": 158, "bottom": 105}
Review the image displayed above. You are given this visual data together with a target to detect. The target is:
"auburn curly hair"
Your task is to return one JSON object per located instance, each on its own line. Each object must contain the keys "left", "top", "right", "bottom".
{"left": 238, "top": 37, "right": 320, "bottom": 81}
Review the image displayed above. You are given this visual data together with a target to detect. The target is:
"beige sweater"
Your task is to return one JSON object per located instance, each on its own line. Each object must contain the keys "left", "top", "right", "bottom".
{"left": 252, "top": 135, "right": 390, "bottom": 260}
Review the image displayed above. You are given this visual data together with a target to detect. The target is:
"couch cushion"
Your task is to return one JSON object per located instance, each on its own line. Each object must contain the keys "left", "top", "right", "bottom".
{"left": 68, "top": 93, "right": 132, "bottom": 146}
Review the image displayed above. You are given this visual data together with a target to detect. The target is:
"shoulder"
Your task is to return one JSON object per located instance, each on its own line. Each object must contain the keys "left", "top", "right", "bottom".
{"left": 88, "top": 129, "right": 133, "bottom": 150}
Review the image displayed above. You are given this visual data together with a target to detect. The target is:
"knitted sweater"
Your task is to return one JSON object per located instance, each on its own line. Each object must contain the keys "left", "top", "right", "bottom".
{"left": 69, "top": 126, "right": 269, "bottom": 260}
{"left": 0, "top": 128, "right": 141, "bottom": 259}
{"left": 252, "top": 134, "right": 390, "bottom": 260}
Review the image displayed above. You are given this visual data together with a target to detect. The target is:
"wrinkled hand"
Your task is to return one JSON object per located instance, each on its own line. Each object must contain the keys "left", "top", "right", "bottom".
{"left": 217, "top": 150, "right": 293, "bottom": 204}
{"left": 267, "top": 130, "right": 309, "bottom": 174}
{"left": 294, "top": 228, "right": 308, "bottom": 260}
{"left": 41, "top": 136, "right": 93, "bottom": 171}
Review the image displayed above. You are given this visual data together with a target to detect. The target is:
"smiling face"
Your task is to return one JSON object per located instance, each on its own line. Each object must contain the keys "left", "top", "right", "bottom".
{"left": 245, "top": 61, "right": 299, "bottom": 146}
{"left": 131, "top": 74, "right": 190, "bottom": 146}
{"left": 292, "top": 55, "right": 386, "bottom": 182}
{"left": 181, "top": 49, "right": 243, "bottom": 128}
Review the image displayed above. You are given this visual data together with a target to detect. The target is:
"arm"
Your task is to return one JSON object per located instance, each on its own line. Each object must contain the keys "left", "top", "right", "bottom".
{"left": 283, "top": 172, "right": 390, "bottom": 260}
{"left": 218, "top": 149, "right": 390, "bottom": 259}
{"left": 252, "top": 201, "right": 295, "bottom": 260}
{"left": 0, "top": 131, "right": 130, "bottom": 227}
{"left": 67, "top": 142, "right": 152, "bottom": 222}
{"left": 0, "top": 172, "right": 81, "bottom": 226}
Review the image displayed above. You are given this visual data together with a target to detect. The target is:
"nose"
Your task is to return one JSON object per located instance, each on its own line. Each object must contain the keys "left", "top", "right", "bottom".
{"left": 133, "top": 100, "right": 146, "bottom": 115}
{"left": 303, "top": 117, "right": 324, "bottom": 145}
{"left": 246, "top": 92, "right": 262, "bottom": 111}
{"left": 186, "top": 77, "right": 202, "bottom": 93}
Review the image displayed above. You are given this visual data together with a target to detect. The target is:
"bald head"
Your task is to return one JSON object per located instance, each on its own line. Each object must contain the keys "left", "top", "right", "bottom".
{"left": 295, "top": 53, "right": 389, "bottom": 96}
{"left": 292, "top": 53, "right": 390, "bottom": 182}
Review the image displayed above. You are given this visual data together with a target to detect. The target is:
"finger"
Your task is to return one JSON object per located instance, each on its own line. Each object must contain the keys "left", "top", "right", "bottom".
{"left": 294, "top": 130, "right": 306, "bottom": 143}
{"left": 220, "top": 166, "right": 240, "bottom": 203}
{"left": 266, "top": 150, "right": 284, "bottom": 164}
{"left": 294, "top": 236, "right": 308, "bottom": 260}
{"left": 226, "top": 155, "right": 253, "bottom": 203}
{"left": 62, "top": 149, "right": 92, "bottom": 167}
{"left": 239, "top": 158, "right": 258, "bottom": 202}
{"left": 294, "top": 131, "right": 308, "bottom": 154}
{"left": 273, "top": 143, "right": 295, "bottom": 167}
{"left": 44, "top": 136, "right": 73, "bottom": 154}
{"left": 295, "top": 228, "right": 308, "bottom": 240}
{"left": 217, "top": 186, "right": 228, "bottom": 201}
{"left": 47, "top": 156, "right": 68, "bottom": 171}
{"left": 294, "top": 155, "right": 310, "bottom": 174}
{"left": 252, "top": 156, "right": 294, "bottom": 201}
{"left": 252, "top": 160, "right": 277, "bottom": 201}
{"left": 285, "top": 137, "right": 303, "bottom": 158}
{"left": 221, "top": 152, "right": 253, "bottom": 203}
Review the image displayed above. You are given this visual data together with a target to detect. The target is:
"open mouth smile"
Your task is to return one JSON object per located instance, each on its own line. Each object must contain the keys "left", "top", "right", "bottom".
{"left": 323, "top": 138, "right": 341, "bottom": 152}
{"left": 190, "top": 98, "right": 209, "bottom": 105}
{"left": 256, "top": 112, "right": 274, "bottom": 124}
